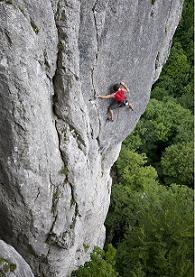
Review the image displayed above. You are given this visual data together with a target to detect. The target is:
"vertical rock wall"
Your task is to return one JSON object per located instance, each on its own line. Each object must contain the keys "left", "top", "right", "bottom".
{"left": 0, "top": 0, "right": 183, "bottom": 276}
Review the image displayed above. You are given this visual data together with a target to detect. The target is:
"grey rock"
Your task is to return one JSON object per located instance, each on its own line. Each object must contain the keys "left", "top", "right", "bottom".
{"left": 0, "top": 0, "right": 183, "bottom": 276}
{"left": 0, "top": 240, "right": 34, "bottom": 277}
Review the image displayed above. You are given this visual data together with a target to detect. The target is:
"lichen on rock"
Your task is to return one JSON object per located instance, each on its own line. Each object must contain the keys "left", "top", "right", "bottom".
{"left": 0, "top": 240, "right": 34, "bottom": 277}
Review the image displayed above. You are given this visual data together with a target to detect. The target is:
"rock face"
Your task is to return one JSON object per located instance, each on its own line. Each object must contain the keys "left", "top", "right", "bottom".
{"left": 0, "top": 0, "right": 183, "bottom": 276}
{"left": 0, "top": 240, "right": 34, "bottom": 277}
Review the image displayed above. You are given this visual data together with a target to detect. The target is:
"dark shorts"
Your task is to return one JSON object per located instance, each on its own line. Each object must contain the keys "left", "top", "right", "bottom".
{"left": 108, "top": 100, "right": 128, "bottom": 110}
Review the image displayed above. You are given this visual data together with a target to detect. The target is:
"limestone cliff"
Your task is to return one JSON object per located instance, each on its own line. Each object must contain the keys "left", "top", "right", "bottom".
{"left": 0, "top": 0, "right": 183, "bottom": 276}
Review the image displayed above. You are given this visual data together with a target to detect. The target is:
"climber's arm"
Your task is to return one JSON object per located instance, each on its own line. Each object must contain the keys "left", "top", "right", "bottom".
{"left": 97, "top": 93, "right": 115, "bottom": 99}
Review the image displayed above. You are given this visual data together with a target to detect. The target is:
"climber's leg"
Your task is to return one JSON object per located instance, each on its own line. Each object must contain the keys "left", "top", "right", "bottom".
{"left": 107, "top": 106, "right": 114, "bottom": 121}
{"left": 107, "top": 100, "right": 120, "bottom": 121}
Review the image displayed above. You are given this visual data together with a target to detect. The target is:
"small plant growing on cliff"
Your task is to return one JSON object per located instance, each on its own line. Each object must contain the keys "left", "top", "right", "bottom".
{"left": 9, "top": 264, "right": 17, "bottom": 272}
{"left": 83, "top": 243, "right": 90, "bottom": 252}
{"left": 51, "top": 188, "right": 60, "bottom": 214}
{"left": 59, "top": 165, "right": 68, "bottom": 177}
{"left": 52, "top": 190, "right": 60, "bottom": 202}
{"left": 0, "top": 0, "right": 15, "bottom": 4}
{"left": 57, "top": 41, "right": 65, "bottom": 51}
{"left": 151, "top": 0, "right": 156, "bottom": 4}
{"left": 71, "top": 245, "right": 119, "bottom": 277}
{"left": 0, "top": 258, "right": 17, "bottom": 275}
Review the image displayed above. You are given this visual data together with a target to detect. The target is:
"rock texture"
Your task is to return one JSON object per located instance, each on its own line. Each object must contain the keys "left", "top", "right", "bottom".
{"left": 0, "top": 240, "right": 34, "bottom": 277}
{"left": 0, "top": 0, "right": 183, "bottom": 276}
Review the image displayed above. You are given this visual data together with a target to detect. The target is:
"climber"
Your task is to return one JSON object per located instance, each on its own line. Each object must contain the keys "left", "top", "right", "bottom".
{"left": 97, "top": 81, "right": 134, "bottom": 121}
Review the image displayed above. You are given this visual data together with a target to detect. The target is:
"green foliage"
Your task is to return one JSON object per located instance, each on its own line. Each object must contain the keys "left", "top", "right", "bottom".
{"left": 151, "top": 0, "right": 194, "bottom": 112}
{"left": 72, "top": 245, "right": 119, "bottom": 277}
{"left": 174, "top": 0, "right": 194, "bottom": 62}
{"left": 83, "top": 243, "right": 90, "bottom": 252}
{"left": 177, "top": 82, "right": 194, "bottom": 111}
{"left": 163, "top": 42, "right": 190, "bottom": 81}
{"left": 141, "top": 98, "right": 193, "bottom": 146}
{"left": 0, "top": 0, "right": 14, "bottom": 4}
{"left": 115, "top": 148, "right": 158, "bottom": 190}
{"left": 106, "top": 149, "right": 159, "bottom": 243}
{"left": 58, "top": 41, "right": 65, "bottom": 51}
{"left": 161, "top": 142, "right": 194, "bottom": 187}
{"left": 122, "top": 124, "right": 143, "bottom": 151}
{"left": 116, "top": 184, "right": 193, "bottom": 277}
{"left": 9, "top": 264, "right": 17, "bottom": 272}
{"left": 128, "top": 98, "right": 194, "bottom": 185}
{"left": 0, "top": 258, "right": 17, "bottom": 276}
{"left": 151, "top": 0, "right": 156, "bottom": 4}
{"left": 59, "top": 165, "right": 68, "bottom": 176}
{"left": 152, "top": 42, "right": 192, "bottom": 100}
{"left": 125, "top": 97, "right": 194, "bottom": 187}
{"left": 106, "top": 180, "right": 194, "bottom": 277}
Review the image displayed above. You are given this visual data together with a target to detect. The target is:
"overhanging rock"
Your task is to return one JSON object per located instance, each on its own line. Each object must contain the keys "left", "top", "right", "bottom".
{"left": 0, "top": 0, "right": 183, "bottom": 276}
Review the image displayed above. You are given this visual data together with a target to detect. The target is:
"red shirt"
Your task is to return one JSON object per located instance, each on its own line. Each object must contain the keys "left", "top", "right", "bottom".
{"left": 114, "top": 88, "right": 127, "bottom": 102}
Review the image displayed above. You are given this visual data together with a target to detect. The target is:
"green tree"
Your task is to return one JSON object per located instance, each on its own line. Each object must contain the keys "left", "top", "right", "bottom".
{"left": 106, "top": 146, "right": 193, "bottom": 277}
{"left": 72, "top": 245, "right": 119, "bottom": 277}
{"left": 131, "top": 99, "right": 194, "bottom": 181}
{"left": 106, "top": 149, "right": 159, "bottom": 243}
{"left": 115, "top": 148, "right": 158, "bottom": 190}
{"left": 177, "top": 82, "right": 194, "bottom": 111}
{"left": 174, "top": 0, "right": 194, "bottom": 62}
{"left": 161, "top": 142, "right": 194, "bottom": 187}
{"left": 114, "top": 184, "right": 194, "bottom": 277}
{"left": 141, "top": 99, "right": 193, "bottom": 145}
{"left": 152, "top": 42, "right": 192, "bottom": 106}
{"left": 151, "top": 0, "right": 194, "bottom": 112}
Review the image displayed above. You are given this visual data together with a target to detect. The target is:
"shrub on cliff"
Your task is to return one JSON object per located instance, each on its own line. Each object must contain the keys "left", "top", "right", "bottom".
{"left": 72, "top": 244, "right": 119, "bottom": 277}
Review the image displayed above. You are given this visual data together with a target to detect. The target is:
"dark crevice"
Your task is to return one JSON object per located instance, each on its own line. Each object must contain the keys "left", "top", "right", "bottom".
{"left": 50, "top": 185, "right": 60, "bottom": 216}
{"left": 48, "top": 0, "right": 80, "bottom": 249}
{"left": 14, "top": 121, "right": 26, "bottom": 132}
{"left": 90, "top": 2, "right": 102, "bottom": 142}
{"left": 155, "top": 51, "right": 160, "bottom": 70}
{"left": 45, "top": 212, "right": 58, "bottom": 243}
{"left": 34, "top": 187, "right": 40, "bottom": 203}
{"left": 69, "top": 181, "right": 80, "bottom": 225}
{"left": 30, "top": 20, "right": 39, "bottom": 34}
{"left": 91, "top": 1, "right": 100, "bottom": 99}
{"left": 92, "top": 2, "right": 100, "bottom": 53}
{"left": 4, "top": 31, "right": 12, "bottom": 46}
